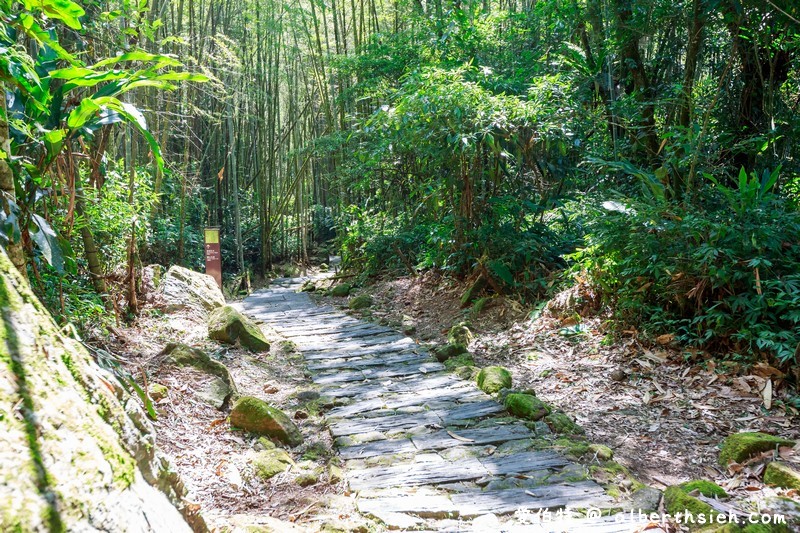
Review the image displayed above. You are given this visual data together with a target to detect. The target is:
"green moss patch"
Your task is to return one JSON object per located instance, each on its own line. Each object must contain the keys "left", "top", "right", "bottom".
{"left": 504, "top": 393, "right": 550, "bottom": 421}
{"left": 208, "top": 305, "right": 270, "bottom": 352}
{"left": 719, "top": 432, "right": 795, "bottom": 466}
{"left": 764, "top": 461, "right": 800, "bottom": 490}
{"left": 545, "top": 411, "right": 583, "bottom": 435}
{"left": 664, "top": 484, "right": 724, "bottom": 527}
{"left": 230, "top": 396, "right": 303, "bottom": 447}
{"left": 442, "top": 352, "right": 474, "bottom": 370}
{"left": 252, "top": 449, "right": 294, "bottom": 480}
{"left": 476, "top": 366, "right": 512, "bottom": 394}
{"left": 348, "top": 295, "right": 373, "bottom": 310}
{"left": 434, "top": 343, "right": 468, "bottom": 363}
{"left": 447, "top": 322, "right": 473, "bottom": 349}
{"left": 329, "top": 283, "right": 351, "bottom": 297}
{"left": 680, "top": 480, "right": 728, "bottom": 498}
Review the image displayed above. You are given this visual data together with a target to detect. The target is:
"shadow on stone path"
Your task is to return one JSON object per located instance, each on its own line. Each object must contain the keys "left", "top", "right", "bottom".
{"left": 242, "top": 276, "right": 659, "bottom": 532}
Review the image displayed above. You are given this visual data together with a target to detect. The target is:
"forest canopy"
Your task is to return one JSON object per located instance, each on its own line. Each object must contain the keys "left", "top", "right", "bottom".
{"left": 1, "top": 0, "right": 799, "bottom": 367}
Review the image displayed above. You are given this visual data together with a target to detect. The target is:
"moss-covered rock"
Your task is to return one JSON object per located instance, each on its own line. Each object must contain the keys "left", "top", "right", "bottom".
{"left": 299, "top": 280, "right": 317, "bottom": 292}
{"left": 161, "top": 343, "right": 236, "bottom": 408}
{"left": 504, "top": 393, "right": 550, "bottom": 421}
{"left": 588, "top": 443, "right": 614, "bottom": 461}
{"left": 447, "top": 322, "right": 473, "bottom": 350}
{"left": 680, "top": 480, "right": 728, "bottom": 498}
{"left": 433, "top": 343, "right": 468, "bottom": 363}
{"left": 401, "top": 315, "right": 416, "bottom": 335}
{"left": 328, "top": 464, "right": 343, "bottom": 484}
{"left": 348, "top": 295, "right": 373, "bottom": 310}
{"left": 0, "top": 249, "right": 192, "bottom": 531}
{"left": 476, "top": 366, "right": 512, "bottom": 394}
{"left": 545, "top": 411, "right": 583, "bottom": 435}
{"left": 329, "top": 283, "right": 351, "bottom": 297}
{"left": 453, "top": 365, "right": 480, "bottom": 380}
{"left": 664, "top": 484, "right": 724, "bottom": 527}
{"left": 764, "top": 461, "right": 800, "bottom": 490}
{"left": 230, "top": 396, "right": 303, "bottom": 447}
{"left": 148, "top": 383, "right": 169, "bottom": 401}
{"left": 460, "top": 275, "right": 487, "bottom": 308}
{"left": 251, "top": 449, "right": 294, "bottom": 480}
{"left": 208, "top": 305, "right": 270, "bottom": 352}
{"left": 719, "top": 432, "right": 795, "bottom": 466}
{"left": 295, "top": 468, "right": 322, "bottom": 487}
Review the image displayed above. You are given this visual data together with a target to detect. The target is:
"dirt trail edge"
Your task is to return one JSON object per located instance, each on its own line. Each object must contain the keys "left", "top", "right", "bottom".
{"left": 241, "top": 276, "right": 658, "bottom": 532}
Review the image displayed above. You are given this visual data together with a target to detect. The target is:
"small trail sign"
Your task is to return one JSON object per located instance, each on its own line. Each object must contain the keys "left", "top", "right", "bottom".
{"left": 204, "top": 227, "right": 222, "bottom": 288}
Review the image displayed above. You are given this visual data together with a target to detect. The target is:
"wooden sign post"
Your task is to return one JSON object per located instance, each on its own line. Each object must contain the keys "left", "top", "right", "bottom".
{"left": 204, "top": 227, "right": 222, "bottom": 288}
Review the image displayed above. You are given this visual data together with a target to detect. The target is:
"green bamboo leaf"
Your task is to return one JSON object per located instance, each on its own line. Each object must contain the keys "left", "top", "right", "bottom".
{"left": 49, "top": 66, "right": 96, "bottom": 80}
{"left": 94, "top": 51, "right": 181, "bottom": 69}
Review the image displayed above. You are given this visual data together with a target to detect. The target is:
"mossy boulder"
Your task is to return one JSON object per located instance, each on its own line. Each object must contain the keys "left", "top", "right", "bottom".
{"left": 299, "top": 279, "right": 317, "bottom": 292}
{"left": 588, "top": 443, "right": 614, "bottom": 461}
{"left": 328, "top": 464, "right": 343, "bottom": 484}
{"left": 295, "top": 467, "right": 323, "bottom": 487}
{"left": 401, "top": 315, "right": 416, "bottom": 335}
{"left": 453, "top": 365, "right": 480, "bottom": 380}
{"left": 764, "top": 461, "right": 800, "bottom": 490}
{"left": 208, "top": 305, "right": 270, "bottom": 352}
{"left": 680, "top": 480, "right": 728, "bottom": 498}
{"left": 348, "top": 295, "right": 373, "bottom": 310}
{"left": 460, "top": 275, "right": 487, "bottom": 308}
{"left": 230, "top": 396, "right": 303, "bottom": 447}
{"left": 545, "top": 411, "right": 583, "bottom": 435}
{"left": 251, "top": 449, "right": 294, "bottom": 480}
{"left": 161, "top": 343, "right": 236, "bottom": 408}
{"left": 148, "top": 383, "right": 169, "bottom": 401}
{"left": 447, "top": 322, "right": 473, "bottom": 350}
{"left": 504, "top": 393, "right": 550, "bottom": 421}
{"left": 433, "top": 343, "right": 468, "bottom": 363}
{"left": 158, "top": 264, "right": 225, "bottom": 313}
{"left": 329, "top": 283, "right": 351, "bottom": 297}
{"left": 476, "top": 366, "right": 512, "bottom": 394}
{"left": 664, "top": 484, "right": 724, "bottom": 526}
{"left": 0, "top": 249, "right": 192, "bottom": 531}
{"left": 719, "top": 432, "right": 795, "bottom": 466}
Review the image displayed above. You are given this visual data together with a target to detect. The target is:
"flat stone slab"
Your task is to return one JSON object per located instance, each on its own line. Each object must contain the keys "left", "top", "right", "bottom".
{"left": 348, "top": 450, "right": 567, "bottom": 491}
{"left": 357, "top": 480, "right": 612, "bottom": 518}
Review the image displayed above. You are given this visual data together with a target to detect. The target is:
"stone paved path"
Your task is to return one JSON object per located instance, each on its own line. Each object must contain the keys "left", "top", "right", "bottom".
{"left": 242, "top": 276, "right": 656, "bottom": 532}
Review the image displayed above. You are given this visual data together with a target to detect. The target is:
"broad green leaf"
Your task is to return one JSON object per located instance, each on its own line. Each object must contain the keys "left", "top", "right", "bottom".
{"left": 17, "top": 13, "right": 77, "bottom": 62}
{"left": 488, "top": 260, "right": 515, "bottom": 286}
{"left": 43, "top": 128, "right": 66, "bottom": 157}
{"left": 22, "top": 0, "right": 86, "bottom": 30}
{"left": 66, "top": 98, "right": 100, "bottom": 128}
{"left": 30, "top": 214, "right": 64, "bottom": 274}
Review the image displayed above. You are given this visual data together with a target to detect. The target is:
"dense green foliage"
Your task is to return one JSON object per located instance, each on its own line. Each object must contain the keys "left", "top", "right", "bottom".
{"left": 1, "top": 0, "right": 799, "bottom": 368}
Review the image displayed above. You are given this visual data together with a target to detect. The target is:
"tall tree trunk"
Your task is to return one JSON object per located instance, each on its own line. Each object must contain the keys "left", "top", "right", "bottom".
{"left": 615, "top": 0, "right": 659, "bottom": 159}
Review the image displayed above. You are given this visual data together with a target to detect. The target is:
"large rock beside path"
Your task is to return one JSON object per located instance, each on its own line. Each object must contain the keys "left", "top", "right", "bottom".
{"left": 0, "top": 249, "right": 193, "bottom": 531}
{"left": 161, "top": 343, "right": 237, "bottom": 409}
{"left": 208, "top": 305, "right": 270, "bottom": 352}
{"left": 158, "top": 265, "right": 225, "bottom": 313}
{"left": 229, "top": 396, "right": 303, "bottom": 447}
